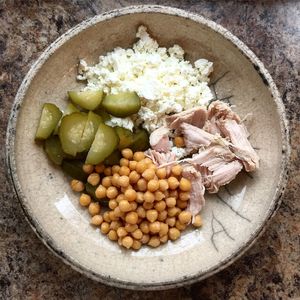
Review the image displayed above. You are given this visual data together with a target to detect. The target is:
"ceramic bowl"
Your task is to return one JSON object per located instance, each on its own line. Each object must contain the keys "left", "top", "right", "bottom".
{"left": 6, "top": 6, "right": 289, "bottom": 290}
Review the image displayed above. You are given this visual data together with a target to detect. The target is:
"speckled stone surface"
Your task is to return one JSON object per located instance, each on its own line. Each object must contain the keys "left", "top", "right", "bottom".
{"left": 0, "top": 1, "right": 299, "bottom": 299}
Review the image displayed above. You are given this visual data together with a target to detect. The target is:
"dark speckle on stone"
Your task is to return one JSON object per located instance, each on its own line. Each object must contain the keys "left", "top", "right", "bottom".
{"left": 0, "top": 1, "right": 299, "bottom": 299}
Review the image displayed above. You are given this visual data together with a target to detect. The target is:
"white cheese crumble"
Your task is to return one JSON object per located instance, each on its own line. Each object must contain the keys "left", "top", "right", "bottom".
{"left": 171, "top": 146, "right": 191, "bottom": 159}
{"left": 105, "top": 116, "right": 134, "bottom": 132}
{"left": 78, "top": 26, "right": 213, "bottom": 133}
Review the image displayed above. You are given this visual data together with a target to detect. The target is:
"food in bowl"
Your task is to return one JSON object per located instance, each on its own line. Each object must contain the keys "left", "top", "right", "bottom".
{"left": 34, "top": 26, "right": 259, "bottom": 250}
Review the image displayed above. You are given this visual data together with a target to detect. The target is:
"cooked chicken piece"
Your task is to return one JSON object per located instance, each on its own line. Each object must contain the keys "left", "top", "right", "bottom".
{"left": 204, "top": 160, "right": 243, "bottom": 193}
{"left": 166, "top": 106, "right": 207, "bottom": 130}
{"left": 149, "top": 126, "right": 170, "bottom": 153}
{"left": 203, "top": 118, "right": 221, "bottom": 135}
{"left": 182, "top": 164, "right": 206, "bottom": 218}
{"left": 207, "top": 100, "right": 240, "bottom": 122}
{"left": 218, "top": 119, "right": 259, "bottom": 172}
{"left": 145, "top": 149, "right": 176, "bottom": 174}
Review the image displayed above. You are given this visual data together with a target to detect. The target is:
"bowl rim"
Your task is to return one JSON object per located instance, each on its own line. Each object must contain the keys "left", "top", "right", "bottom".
{"left": 5, "top": 5, "right": 290, "bottom": 290}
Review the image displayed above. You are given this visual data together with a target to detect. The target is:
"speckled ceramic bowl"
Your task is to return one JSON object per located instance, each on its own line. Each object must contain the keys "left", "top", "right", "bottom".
{"left": 6, "top": 6, "right": 289, "bottom": 290}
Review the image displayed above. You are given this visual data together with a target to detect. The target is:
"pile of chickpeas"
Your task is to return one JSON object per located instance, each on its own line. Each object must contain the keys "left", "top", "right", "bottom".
{"left": 70, "top": 149, "right": 202, "bottom": 250}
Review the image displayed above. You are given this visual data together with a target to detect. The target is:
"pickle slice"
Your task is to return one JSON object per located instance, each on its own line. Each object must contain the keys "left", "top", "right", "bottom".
{"left": 131, "top": 129, "right": 150, "bottom": 151}
{"left": 35, "top": 103, "right": 62, "bottom": 140}
{"left": 85, "top": 123, "right": 119, "bottom": 165}
{"left": 102, "top": 92, "right": 141, "bottom": 117}
{"left": 68, "top": 90, "right": 103, "bottom": 110}
{"left": 58, "top": 112, "right": 87, "bottom": 156}
{"left": 44, "top": 136, "right": 64, "bottom": 165}
{"left": 104, "top": 150, "right": 122, "bottom": 166}
{"left": 62, "top": 160, "right": 87, "bottom": 181}
{"left": 114, "top": 126, "right": 135, "bottom": 150}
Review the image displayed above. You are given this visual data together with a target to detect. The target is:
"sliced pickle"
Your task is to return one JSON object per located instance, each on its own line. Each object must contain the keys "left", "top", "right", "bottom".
{"left": 44, "top": 136, "right": 64, "bottom": 165}
{"left": 68, "top": 90, "right": 103, "bottom": 110}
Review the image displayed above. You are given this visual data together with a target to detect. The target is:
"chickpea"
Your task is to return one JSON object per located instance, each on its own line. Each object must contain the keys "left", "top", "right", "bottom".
{"left": 166, "top": 197, "right": 176, "bottom": 208}
{"left": 142, "top": 169, "right": 156, "bottom": 181}
{"left": 91, "top": 215, "right": 103, "bottom": 226}
{"left": 136, "top": 161, "right": 148, "bottom": 174}
{"left": 171, "top": 164, "right": 182, "bottom": 177}
{"left": 168, "top": 177, "right": 179, "bottom": 190}
{"left": 109, "top": 211, "right": 118, "bottom": 222}
{"left": 102, "top": 176, "right": 112, "bottom": 188}
{"left": 137, "top": 206, "right": 146, "bottom": 218}
{"left": 148, "top": 236, "right": 160, "bottom": 248}
{"left": 130, "top": 202, "right": 137, "bottom": 211}
{"left": 144, "top": 191, "right": 155, "bottom": 203}
{"left": 119, "top": 200, "right": 132, "bottom": 212}
{"left": 140, "top": 234, "right": 150, "bottom": 244}
{"left": 175, "top": 220, "right": 186, "bottom": 231}
{"left": 147, "top": 179, "right": 159, "bottom": 192}
{"left": 132, "top": 239, "right": 142, "bottom": 250}
{"left": 108, "top": 230, "right": 118, "bottom": 241}
{"left": 106, "top": 186, "right": 118, "bottom": 199}
{"left": 118, "top": 175, "right": 130, "bottom": 188}
{"left": 70, "top": 179, "right": 84, "bottom": 192}
{"left": 117, "top": 227, "right": 128, "bottom": 238}
{"left": 193, "top": 215, "right": 203, "bottom": 228}
{"left": 179, "top": 192, "right": 190, "bottom": 201}
{"left": 169, "top": 190, "right": 178, "bottom": 198}
{"left": 137, "top": 178, "right": 147, "bottom": 192}
{"left": 125, "top": 189, "right": 137, "bottom": 202}
{"left": 146, "top": 210, "right": 158, "bottom": 223}
{"left": 143, "top": 201, "right": 154, "bottom": 210}
{"left": 174, "top": 136, "right": 185, "bottom": 148}
{"left": 148, "top": 164, "right": 157, "bottom": 171}
{"left": 100, "top": 222, "right": 110, "bottom": 234}
{"left": 108, "top": 199, "right": 117, "bottom": 210}
{"left": 110, "top": 220, "right": 122, "bottom": 230}
{"left": 113, "top": 206, "right": 123, "bottom": 218}
{"left": 143, "top": 157, "right": 153, "bottom": 165}
{"left": 140, "top": 221, "right": 150, "bottom": 234}
{"left": 122, "top": 236, "right": 133, "bottom": 249}
{"left": 178, "top": 211, "right": 192, "bottom": 224}
{"left": 95, "top": 163, "right": 105, "bottom": 173}
{"left": 168, "top": 207, "right": 181, "bottom": 217}
{"left": 111, "top": 173, "right": 120, "bottom": 187}
{"left": 88, "top": 202, "right": 101, "bottom": 216}
{"left": 160, "top": 235, "right": 168, "bottom": 244}
{"left": 95, "top": 185, "right": 106, "bottom": 199}
{"left": 87, "top": 173, "right": 100, "bottom": 186}
{"left": 111, "top": 165, "right": 120, "bottom": 174}
{"left": 103, "top": 211, "right": 111, "bottom": 223}
{"left": 119, "top": 166, "right": 130, "bottom": 176}
{"left": 166, "top": 217, "right": 176, "bottom": 227}
{"left": 179, "top": 178, "right": 192, "bottom": 192}
{"left": 118, "top": 237, "right": 123, "bottom": 246}
{"left": 169, "top": 228, "right": 181, "bottom": 241}
{"left": 121, "top": 148, "right": 133, "bottom": 160}
{"left": 159, "top": 223, "right": 169, "bottom": 237}
{"left": 136, "top": 192, "right": 144, "bottom": 204}
{"left": 120, "top": 158, "right": 129, "bottom": 167}
{"left": 154, "top": 201, "right": 166, "bottom": 212}
{"left": 116, "top": 194, "right": 125, "bottom": 203}
{"left": 124, "top": 223, "right": 138, "bottom": 233}
{"left": 121, "top": 185, "right": 132, "bottom": 194}
{"left": 156, "top": 168, "right": 167, "bottom": 179}
{"left": 158, "top": 210, "right": 168, "bottom": 222}
{"left": 82, "top": 164, "right": 94, "bottom": 174}
{"left": 125, "top": 212, "right": 138, "bottom": 225}
{"left": 103, "top": 167, "right": 112, "bottom": 176}
{"left": 149, "top": 221, "right": 161, "bottom": 234}
{"left": 154, "top": 191, "right": 165, "bottom": 201}
{"left": 129, "top": 160, "right": 137, "bottom": 171}
{"left": 132, "top": 228, "right": 143, "bottom": 240}
{"left": 158, "top": 179, "right": 169, "bottom": 192}
{"left": 129, "top": 171, "right": 140, "bottom": 184}
{"left": 79, "top": 193, "right": 91, "bottom": 206}
{"left": 133, "top": 151, "right": 145, "bottom": 162}
{"left": 177, "top": 200, "right": 188, "bottom": 209}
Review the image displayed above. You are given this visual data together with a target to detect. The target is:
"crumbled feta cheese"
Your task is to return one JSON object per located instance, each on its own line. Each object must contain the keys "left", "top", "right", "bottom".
{"left": 78, "top": 26, "right": 214, "bottom": 133}
{"left": 105, "top": 116, "right": 134, "bottom": 132}
{"left": 171, "top": 146, "right": 191, "bottom": 159}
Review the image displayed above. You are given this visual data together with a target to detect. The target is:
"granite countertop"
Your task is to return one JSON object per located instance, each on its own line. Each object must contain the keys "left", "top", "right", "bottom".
{"left": 0, "top": 1, "right": 299, "bottom": 299}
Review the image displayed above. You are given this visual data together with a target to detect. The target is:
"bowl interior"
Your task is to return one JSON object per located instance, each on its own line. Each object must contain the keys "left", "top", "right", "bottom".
{"left": 10, "top": 10, "right": 285, "bottom": 288}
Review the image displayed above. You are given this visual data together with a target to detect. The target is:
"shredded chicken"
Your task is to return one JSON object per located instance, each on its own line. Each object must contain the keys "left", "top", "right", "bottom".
{"left": 145, "top": 149, "right": 176, "bottom": 174}
{"left": 149, "top": 126, "right": 170, "bottom": 153}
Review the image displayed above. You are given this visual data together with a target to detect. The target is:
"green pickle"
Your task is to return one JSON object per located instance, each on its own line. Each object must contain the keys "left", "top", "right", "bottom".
{"left": 44, "top": 136, "right": 64, "bottom": 165}
{"left": 94, "top": 109, "right": 111, "bottom": 122}
{"left": 85, "top": 123, "right": 119, "bottom": 165}
{"left": 61, "top": 160, "right": 87, "bottom": 181}
{"left": 58, "top": 112, "right": 87, "bottom": 156}
{"left": 131, "top": 129, "right": 150, "bottom": 151}
{"left": 115, "top": 126, "right": 134, "bottom": 150}
{"left": 102, "top": 92, "right": 141, "bottom": 117}
{"left": 35, "top": 103, "right": 62, "bottom": 140}
{"left": 104, "top": 150, "right": 122, "bottom": 166}
{"left": 68, "top": 90, "right": 103, "bottom": 110}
